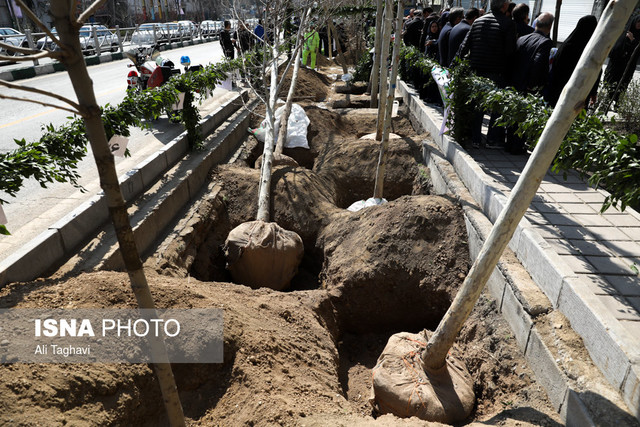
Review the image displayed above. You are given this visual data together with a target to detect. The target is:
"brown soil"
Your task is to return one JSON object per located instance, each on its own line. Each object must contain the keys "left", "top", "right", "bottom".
{"left": 0, "top": 60, "right": 565, "bottom": 426}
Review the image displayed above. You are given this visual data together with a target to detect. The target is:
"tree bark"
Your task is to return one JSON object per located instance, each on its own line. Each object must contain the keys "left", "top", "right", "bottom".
{"left": 275, "top": 8, "right": 311, "bottom": 155}
{"left": 50, "top": 1, "right": 185, "bottom": 425}
{"left": 369, "top": 0, "right": 384, "bottom": 108}
{"left": 421, "top": 0, "right": 637, "bottom": 371}
{"left": 373, "top": 0, "right": 403, "bottom": 199}
{"left": 375, "top": 0, "right": 393, "bottom": 141}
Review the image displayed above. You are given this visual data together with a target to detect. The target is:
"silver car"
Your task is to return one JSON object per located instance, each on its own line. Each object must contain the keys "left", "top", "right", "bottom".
{"left": 0, "top": 27, "right": 27, "bottom": 56}
{"left": 78, "top": 24, "right": 119, "bottom": 55}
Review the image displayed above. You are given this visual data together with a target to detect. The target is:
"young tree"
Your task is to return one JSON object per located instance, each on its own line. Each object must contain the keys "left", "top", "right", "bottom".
{"left": 0, "top": 1, "right": 185, "bottom": 425}
{"left": 372, "top": 0, "right": 638, "bottom": 421}
{"left": 224, "top": 0, "right": 348, "bottom": 290}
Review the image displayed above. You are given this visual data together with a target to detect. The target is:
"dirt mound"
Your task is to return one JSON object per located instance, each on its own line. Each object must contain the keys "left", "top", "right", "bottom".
{"left": 278, "top": 65, "right": 334, "bottom": 102}
{"left": 318, "top": 196, "right": 470, "bottom": 333}
{"left": 314, "top": 136, "right": 424, "bottom": 207}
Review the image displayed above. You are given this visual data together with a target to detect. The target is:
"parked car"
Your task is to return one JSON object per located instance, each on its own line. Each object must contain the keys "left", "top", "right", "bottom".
{"left": 178, "top": 20, "right": 197, "bottom": 39}
{"left": 36, "top": 28, "right": 60, "bottom": 51}
{"left": 199, "top": 20, "right": 222, "bottom": 39}
{"left": 0, "top": 27, "right": 26, "bottom": 56}
{"left": 131, "top": 23, "right": 169, "bottom": 45}
{"left": 78, "top": 24, "right": 119, "bottom": 55}
{"left": 165, "top": 22, "right": 183, "bottom": 41}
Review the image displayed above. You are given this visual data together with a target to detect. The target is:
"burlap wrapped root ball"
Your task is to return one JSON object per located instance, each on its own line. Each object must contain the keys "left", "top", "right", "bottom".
{"left": 370, "top": 331, "right": 475, "bottom": 424}
{"left": 224, "top": 220, "right": 304, "bottom": 290}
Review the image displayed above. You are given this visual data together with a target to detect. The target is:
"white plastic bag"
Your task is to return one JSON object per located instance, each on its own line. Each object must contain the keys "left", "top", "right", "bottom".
{"left": 249, "top": 104, "right": 310, "bottom": 149}
{"left": 347, "top": 197, "right": 387, "bottom": 212}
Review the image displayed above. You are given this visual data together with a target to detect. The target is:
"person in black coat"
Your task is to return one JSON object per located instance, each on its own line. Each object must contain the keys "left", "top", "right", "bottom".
{"left": 604, "top": 15, "right": 640, "bottom": 108}
{"left": 438, "top": 7, "right": 464, "bottom": 66}
{"left": 457, "top": 0, "right": 517, "bottom": 147}
{"left": 422, "top": 16, "right": 441, "bottom": 60}
{"left": 506, "top": 12, "right": 554, "bottom": 154}
{"left": 512, "top": 3, "right": 534, "bottom": 38}
{"left": 403, "top": 11, "right": 424, "bottom": 48}
{"left": 220, "top": 20, "right": 236, "bottom": 60}
{"left": 544, "top": 15, "right": 598, "bottom": 107}
{"left": 447, "top": 8, "right": 480, "bottom": 66}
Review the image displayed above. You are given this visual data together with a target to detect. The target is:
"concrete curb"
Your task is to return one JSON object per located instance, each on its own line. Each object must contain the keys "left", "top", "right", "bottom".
{"left": 99, "top": 96, "right": 255, "bottom": 271}
{"left": 402, "top": 79, "right": 638, "bottom": 423}
{"left": 0, "top": 38, "right": 209, "bottom": 82}
{"left": 0, "top": 89, "right": 248, "bottom": 287}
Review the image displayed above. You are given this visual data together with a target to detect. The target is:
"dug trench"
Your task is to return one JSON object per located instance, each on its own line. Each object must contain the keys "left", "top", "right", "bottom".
{"left": 0, "top": 66, "right": 562, "bottom": 426}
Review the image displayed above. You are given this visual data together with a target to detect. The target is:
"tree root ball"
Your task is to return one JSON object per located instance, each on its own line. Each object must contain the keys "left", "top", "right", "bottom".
{"left": 254, "top": 153, "right": 299, "bottom": 169}
{"left": 224, "top": 220, "right": 304, "bottom": 290}
{"left": 371, "top": 331, "right": 475, "bottom": 424}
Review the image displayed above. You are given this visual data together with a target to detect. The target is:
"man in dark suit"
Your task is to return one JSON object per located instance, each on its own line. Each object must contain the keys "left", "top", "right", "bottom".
{"left": 447, "top": 8, "right": 480, "bottom": 67}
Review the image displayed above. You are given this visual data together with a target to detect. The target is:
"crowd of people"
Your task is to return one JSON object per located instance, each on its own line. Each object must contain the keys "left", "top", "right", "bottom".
{"left": 402, "top": 1, "right": 640, "bottom": 154}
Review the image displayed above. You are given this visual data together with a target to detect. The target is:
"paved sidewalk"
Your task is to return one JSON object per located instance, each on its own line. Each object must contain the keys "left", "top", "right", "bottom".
{"left": 468, "top": 147, "right": 640, "bottom": 325}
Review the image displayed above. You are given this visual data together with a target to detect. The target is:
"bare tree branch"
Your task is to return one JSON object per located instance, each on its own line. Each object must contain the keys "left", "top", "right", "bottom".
{"left": 0, "top": 93, "right": 81, "bottom": 115}
{"left": 78, "top": 0, "right": 109, "bottom": 24}
{"left": 0, "top": 79, "right": 82, "bottom": 112}
{"left": 0, "top": 50, "right": 62, "bottom": 62}
{"left": 0, "top": 41, "right": 56, "bottom": 57}
{"left": 14, "top": 0, "right": 61, "bottom": 46}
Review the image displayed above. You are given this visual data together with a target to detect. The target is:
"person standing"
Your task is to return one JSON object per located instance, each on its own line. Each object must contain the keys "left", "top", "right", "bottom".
{"left": 220, "top": 20, "right": 236, "bottom": 60}
{"left": 438, "top": 7, "right": 464, "bottom": 66}
{"left": 302, "top": 27, "right": 320, "bottom": 70}
{"left": 544, "top": 15, "right": 598, "bottom": 108}
{"left": 604, "top": 15, "right": 640, "bottom": 108}
{"left": 253, "top": 19, "right": 265, "bottom": 43}
{"left": 447, "top": 8, "right": 480, "bottom": 66}
{"left": 512, "top": 3, "right": 534, "bottom": 38}
{"left": 457, "top": 0, "right": 517, "bottom": 148}
{"left": 506, "top": 12, "right": 554, "bottom": 154}
{"left": 403, "top": 10, "right": 424, "bottom": 48}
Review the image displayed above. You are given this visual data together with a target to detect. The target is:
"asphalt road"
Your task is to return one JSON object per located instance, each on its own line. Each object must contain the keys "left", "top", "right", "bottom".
{"left": 0, "top": 41, "right": 228, "bottom": 261}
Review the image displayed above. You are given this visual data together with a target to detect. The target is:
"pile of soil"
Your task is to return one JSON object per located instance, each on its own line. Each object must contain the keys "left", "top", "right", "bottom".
{"left": 0, "top": 60, "right": 564, "bottom": 426}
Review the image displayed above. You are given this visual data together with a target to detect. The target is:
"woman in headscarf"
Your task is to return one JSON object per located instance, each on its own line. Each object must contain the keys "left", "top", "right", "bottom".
{"left": 603, "top": 15, "right": 640, "bottom": 108}
{"left": 422, "top": 16, "right": 441, "bottom": 60}
{"left": 544, "top": 15, "right": 599, "bottom": 107}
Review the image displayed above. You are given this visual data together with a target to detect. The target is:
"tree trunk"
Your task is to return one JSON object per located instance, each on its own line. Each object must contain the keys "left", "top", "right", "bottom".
{"left": 553, "top": 0, "right": 562, "bottom": 45}
{"left": 256, "top": 41, "right": 281, "bottom": 223}
{"left": 373, "top": 0, "right": 403, "bottom": 199}
{"left": 421, "top": 0, "right": 637, "bottom": 371}
{"left": 50, "top": 1, "right": 185, "bottom": 425}
{"left": 369, "top": 0, "right": 384, "bottom": 108}
{"left": 275, "top": 8, "right": 311, "bottom": 155}
{"left": 375, "top": 0, "right": 393, "bottom": 141}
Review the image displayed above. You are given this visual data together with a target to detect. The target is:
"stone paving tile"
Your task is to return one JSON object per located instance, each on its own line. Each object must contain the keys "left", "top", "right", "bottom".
{"left": 577, "top": 192, "right": 607, "bottom": 204}
{"left": 571, "top": 213, "right": 614, "bottom": 227}
{"left": 619, "top": 320, "right": 640, "bottom": 342}
{"left": 579, "top": 274, "right": 621, "bottom": 295}
{"left": 546, "top": 192, "right": 585, "bottom": 204}
{"left": 622, "top": 227, "right": 640, "bottom": 241}
{"left": 525, "top": 212, "right": 550, "bottom": 225}
{"left": 560, "top": 203, "right": 597, "bottom": 214}
{"left": 598, "top": 295, "right": 640, "bottom": 321}
{"left": 600, "top": 213, "right": 640, "bottom": 228}
{"left": 604, "top": 275, "right": 640, "bottom": 296}
{"left": 560, "top": 254, "right": 599, "bottom": 274}
{"left": 585, "top": 255, "right": 638, "bottom": 275}
{"left": 535, "top": 225, "right": 563, "bottom": 240}
{"left": 603, "top": 241, "right": 640, "bottom": 257}
{"left": 557, "top": 225, "right": 596, "bottom": 240}
{"left": 547, "top": 238, "right": 580, "bottom": 255}
{"left": 587, "top": 226, "right": 635, "bottom": 241}
{"left": 570, "top": 239, "right": 616, "bottom": 257}
{"left": 627, "top": 297, "right": 640, "bottom": 314}
{"left": 531, "top": 201, "right": 564, "bottom": 213}
{"left": 543, "top": 213, "right": 581, "bottom": 226}
{"left": 540, "top": 182, "right": 576, "bottom": 193}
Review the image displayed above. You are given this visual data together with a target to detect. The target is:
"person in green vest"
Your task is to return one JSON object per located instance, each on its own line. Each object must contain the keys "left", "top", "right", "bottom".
{"left": 302, "top": 27, "right": 320, "bottom": 69}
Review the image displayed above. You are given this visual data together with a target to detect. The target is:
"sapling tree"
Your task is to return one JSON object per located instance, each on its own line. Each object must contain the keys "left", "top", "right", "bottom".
{"left": 372, "top": 0, "right": 638, "bottom": 422}
{"left": 0, "top": 0, "right": 185, "bottom": 425}
{"left": 224, "top": 0, "right": 348, "bottom": 290}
